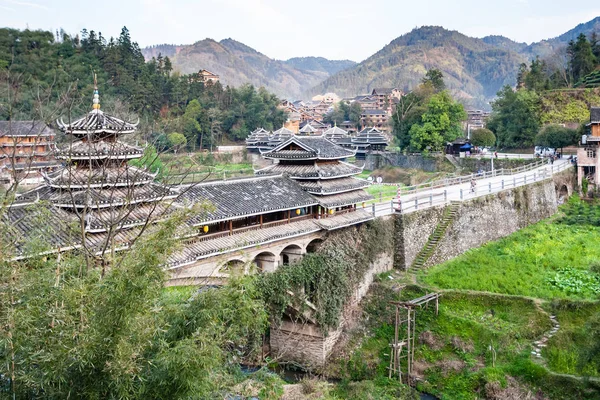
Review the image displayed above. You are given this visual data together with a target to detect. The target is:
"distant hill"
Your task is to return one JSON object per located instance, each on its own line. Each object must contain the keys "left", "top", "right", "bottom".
{"left": 142, "top": 17, "right": 600, "bottom": 106}
{"left": 283, "top": 57, "right": 355, "bottom": 76}
{"left": 307, "top": 26, "right": 527, "bottom": 107}
{"left": 309, "top": 18, "right": 600, "bottom": 108}
{"left": 141, "top": 40, "right": 354, "bottom": 100}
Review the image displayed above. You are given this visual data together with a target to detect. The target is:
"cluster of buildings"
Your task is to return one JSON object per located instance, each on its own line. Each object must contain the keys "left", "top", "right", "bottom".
{"left": 246, "top": 125, "right": 388, "bottom": 160}
{"left": 278, "top": 88, "right": 403, "bottom": 134}
{"left": 4, "top": 84, "right": 378, "bottom": 284}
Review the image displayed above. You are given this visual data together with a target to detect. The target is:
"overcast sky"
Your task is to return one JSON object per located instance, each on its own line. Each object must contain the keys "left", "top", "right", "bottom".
{"left": 1, "top": 0, "right": 600, "bottom": 62}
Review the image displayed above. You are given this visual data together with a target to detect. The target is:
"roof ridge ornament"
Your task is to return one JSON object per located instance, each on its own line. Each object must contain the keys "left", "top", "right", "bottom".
{"left": 92, "top": 73, "right": 101, "bottom": 112}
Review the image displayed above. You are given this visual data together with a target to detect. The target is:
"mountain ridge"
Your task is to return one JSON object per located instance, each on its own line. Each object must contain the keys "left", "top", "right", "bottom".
{"left": 141, "top": 17, "right": 600, "bottom": 105}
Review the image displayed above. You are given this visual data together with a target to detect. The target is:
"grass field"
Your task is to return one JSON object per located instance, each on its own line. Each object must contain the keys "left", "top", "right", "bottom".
{"left": 421, "top": 197, "right": 600, "bottom": 301}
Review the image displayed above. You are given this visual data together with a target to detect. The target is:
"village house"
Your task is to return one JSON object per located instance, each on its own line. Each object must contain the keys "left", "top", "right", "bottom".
{"left": 360, "top": 109, "right": 389, "bottom": 131}
{"left": 577, "top": 107, "right": 600, "bottom": 189}
{"left": 0, "top": 121, "right": 60, "bottom": 185}
{"left": 197, "top": 69, "right": 220, "bottom": 84}
{"left": 371, "top": 88, "right": 403, "bottom": 113}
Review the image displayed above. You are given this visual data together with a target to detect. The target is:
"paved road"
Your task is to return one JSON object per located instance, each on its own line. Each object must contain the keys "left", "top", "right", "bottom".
{"left": 368, "top": 159, "right": 572, "bottom": 217}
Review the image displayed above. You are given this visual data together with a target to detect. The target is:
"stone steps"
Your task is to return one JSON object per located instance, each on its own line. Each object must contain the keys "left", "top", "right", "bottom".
{"left": 409, "top": 203, "right": 460, "bottom": 272}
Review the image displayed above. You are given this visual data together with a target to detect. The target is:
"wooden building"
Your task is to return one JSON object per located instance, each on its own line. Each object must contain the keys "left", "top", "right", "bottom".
{"left": 360, "top": 109, "right": 389, "bottom": 131}
{"left": 198, "top": 69, "right": 219, "bottom": 84}
{"left": 0, "top": 121, "right": 60, "bottom": 185}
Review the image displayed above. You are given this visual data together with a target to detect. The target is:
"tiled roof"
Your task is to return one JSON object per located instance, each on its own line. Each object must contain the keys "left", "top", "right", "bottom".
{"left": 359, "top": 127, "right": 383, "bottom": 134}
{"left": 315, "top": 209, "right": 374, "bottom": 231}
{"left": 179, "top": 175, "right": 318, "bottom": 225}
{"left": 263, "top": 136, "right": 355, "bottom": 160}
{"left": 17, "top": 182, "right": 175, "bottom": 209}
{"left": 56, "top": 140, "right": 144, "bottom": 160}
{"left": 299, "top": 123, "right": 317, "bottom": 133}
{"left": 45, "top": 166, "right": 155, "bottom": 189}
{"left": 371, "top": 88, "right": 396, "bottom": 95}
{"left": 591, "top": 107, "right": 600, "bottom": 124}
{"left": 255, "top": 161, "right": 362, "bottom": 180}
{"left": 323, "top": 126, "right": 348, "bottom": 139}
{"left": 299, "top": 177, "right": 368, "bottom": 194}
{"left": 0, "top": 121, "right": 55, "bottom": 138}
{"left": 166, "top": 218, "right": 321, "bottom": 268}
{"left": 57, "top": 110, "right": 138, "bottom": 135}
{"left": 312, "top": 189, "right": 373, "bottom": 208}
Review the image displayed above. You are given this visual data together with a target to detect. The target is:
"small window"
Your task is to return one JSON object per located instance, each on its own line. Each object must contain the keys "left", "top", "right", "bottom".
{"left": 587, "top": 148, "right": 596, "bottom": 158}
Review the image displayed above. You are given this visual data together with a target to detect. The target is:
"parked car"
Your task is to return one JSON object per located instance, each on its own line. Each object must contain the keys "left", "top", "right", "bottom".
{"left": 534, "top": 146, "right": 555, "bottom": 157}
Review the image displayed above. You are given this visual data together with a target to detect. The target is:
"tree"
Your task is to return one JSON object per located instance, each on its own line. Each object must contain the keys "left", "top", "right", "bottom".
{"left": 487, "top": 86, "right": 541, "bottom": 148}
{"left": 568, "top": 33, "right": 597, "bottom": 84}
{"left": 534, "top": 124, "right": 578, "bottom": 152}
{"left": 391, "top": 83, "right": 435, "bottom": 150}
{"left": 470, "top": 128, "right": 496, "bottom": 147}
{"left": 167, "top": 132, "right": 187, "bottom": 153}
{"left": 422, "top": 68, "right": 446, "bottom": 92}
{"left": 524, "top": 57, "right": 549, "bottom": 92}
{"left": 182, "top": 99, "right": 202, "bottom": 150}
{"left": 408, "top": 91, "right": 466, "bottom": 152}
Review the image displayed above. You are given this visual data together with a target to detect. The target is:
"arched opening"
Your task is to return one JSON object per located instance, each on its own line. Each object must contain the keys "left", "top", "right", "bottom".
{"left": 280, "top": 244, "right": 303, "bottom": 266}
{"left": 253, "top": 252, "right": 277, "bottom": 273}
{"left": 305, "top": 238, "right": 324, "bottom": 254}
{"left": 219, "top": 259, "right": 246, "bottom": 276}
{"left": 557, "top": 184, "right": 569, "bottom": 204}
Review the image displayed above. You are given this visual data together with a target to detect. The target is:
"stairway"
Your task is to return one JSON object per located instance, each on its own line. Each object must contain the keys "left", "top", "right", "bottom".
{"left": 409, "top": 202, "right": 460, "bottom": 273}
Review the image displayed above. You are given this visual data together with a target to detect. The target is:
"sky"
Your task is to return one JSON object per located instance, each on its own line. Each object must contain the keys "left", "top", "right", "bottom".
{"left": 1, "top": 0, "right": 600, "bottom": 62}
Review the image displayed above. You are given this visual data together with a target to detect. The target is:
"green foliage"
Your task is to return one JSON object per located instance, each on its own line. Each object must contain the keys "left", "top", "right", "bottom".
{"left": 0, "top": 27, "right": 287, "bottom": 144}
{"left": 0, "top": 203, "right": 268, "bottom": 398}
{"left": 487, "top": 86, "right": 541, "bottom": 148}
{"left": 422, "top": 68, "right": 446, "bottom": 92}
{"left": 129, "top": 144, "right": 165, "bottom": 175}
{"left": 391, "top": 84, "right": 434, "bottom": 150}
{"left": 258, "top": 219, "right": 394, "bottom": 333}
{"left": 569, "top": 33, "right": 598, "bottom": 84}
{"left": 470, "top": 128, "right": 496, "bottom": 147}
{"left": 408, "top": 91, "right": 466, "bottom": 152}
{"left": 167, "top": 132, "right": 187, "bottom": 152}
{"left": 422, "top": 197, "right": 600, "bottom": 301}
{"left": 546, "top": 267, "right": 600, "bottom": 296}
{"left": 534, "top": 124, "right": 578, "bottom": 150}
{"left": 323, "top": 100, "right": 362, "bottom": 128}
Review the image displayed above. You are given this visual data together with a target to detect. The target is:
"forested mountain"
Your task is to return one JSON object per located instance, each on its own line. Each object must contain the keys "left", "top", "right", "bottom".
{"left": 310, "top": 18, "right": 600, "bottom": 108}
{"left": 309, "top": 26, "right": 527, "bottom": 107}
{"left": 283, "top": 57, "right": 355, "bottom": 76}
{"left": 0, "top": 27, "right": 287, "bottom": 148}
{"left": 141, "top": 39, "right": 353, "bottom": 99}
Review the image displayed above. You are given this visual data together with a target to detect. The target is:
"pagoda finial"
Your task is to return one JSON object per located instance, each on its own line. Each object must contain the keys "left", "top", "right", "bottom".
{"left": 92, "top": 73, "right": 101, "bottom": 111}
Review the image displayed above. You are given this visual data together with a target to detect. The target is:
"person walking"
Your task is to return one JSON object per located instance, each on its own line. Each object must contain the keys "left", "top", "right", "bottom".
{"left": 470, "top": 178, "right": 477, "bottom": 194}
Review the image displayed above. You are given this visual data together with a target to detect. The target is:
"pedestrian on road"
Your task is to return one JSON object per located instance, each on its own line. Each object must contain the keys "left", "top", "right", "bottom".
{"left": 470, "top": 179, "right": 477, "bottom": 193}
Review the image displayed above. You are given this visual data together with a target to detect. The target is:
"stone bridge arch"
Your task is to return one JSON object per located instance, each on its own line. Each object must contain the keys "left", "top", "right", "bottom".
{"left": 280, "top": 244, "right": 303, "bottom": 266}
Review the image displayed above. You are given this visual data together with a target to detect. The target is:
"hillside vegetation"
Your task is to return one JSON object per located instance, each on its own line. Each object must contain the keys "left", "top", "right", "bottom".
{"left": 142, "top": 39, "right": 355, "bottom": 99}
{"left": 311, "top": 18, "right": 600, "bottom": 107}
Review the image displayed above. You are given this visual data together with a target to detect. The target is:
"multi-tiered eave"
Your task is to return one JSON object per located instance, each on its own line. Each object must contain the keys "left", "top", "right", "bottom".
{"left": 258, "top": 136, "right": 372, "bottom": 209}
{"left": 13, "top": 87, "right": 178, "bottom": 236}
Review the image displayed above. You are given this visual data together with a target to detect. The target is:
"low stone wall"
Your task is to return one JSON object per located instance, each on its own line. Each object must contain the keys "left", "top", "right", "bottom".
{"left": 395, "top": 179, "right": 559, "bottom": 270}
{"left": 456, "top": 157, "right": 537, "bottom": 173}
{"left": 364, "top": 153, "right": 444, "bottom": 172}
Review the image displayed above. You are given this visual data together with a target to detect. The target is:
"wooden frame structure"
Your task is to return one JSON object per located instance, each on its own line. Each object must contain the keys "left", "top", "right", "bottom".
{"left": 388, "top": 292, "right": 440, "bottom": 384}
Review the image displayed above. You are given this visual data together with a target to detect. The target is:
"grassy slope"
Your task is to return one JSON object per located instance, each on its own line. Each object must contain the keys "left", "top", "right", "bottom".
{"left": 421, "top": 222, "right": 600, "bottom": 300}
{"left": 329, "top": 197, "right": 600, "bottom": 399}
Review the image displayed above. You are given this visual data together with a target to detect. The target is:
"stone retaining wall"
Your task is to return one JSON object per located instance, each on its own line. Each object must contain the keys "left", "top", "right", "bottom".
{"left": 395, "top": 179, "right": 559, "bottom": 270}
